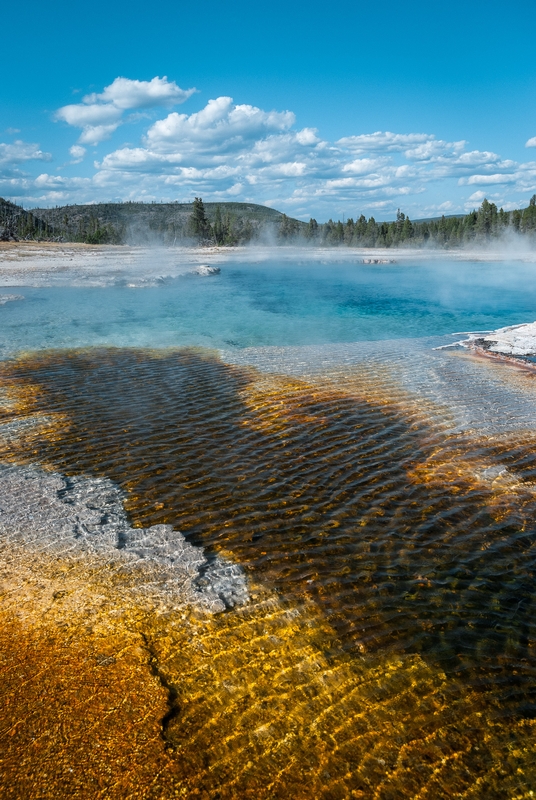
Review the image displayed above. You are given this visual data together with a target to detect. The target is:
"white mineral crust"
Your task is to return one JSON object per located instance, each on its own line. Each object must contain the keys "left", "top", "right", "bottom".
{"left": 0, "top": 463, "right": 249, "bottom": 612}
{"left": 479, "top": 322, "right": 536, "bottom": 355}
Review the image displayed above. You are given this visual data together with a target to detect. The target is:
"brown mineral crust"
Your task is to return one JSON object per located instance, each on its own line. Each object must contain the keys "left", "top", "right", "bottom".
{"left": 468, "top": 340, "right": 536, "bottom": 373}
{"left": 0, "top": 611, "right": 182, "bottom": 799}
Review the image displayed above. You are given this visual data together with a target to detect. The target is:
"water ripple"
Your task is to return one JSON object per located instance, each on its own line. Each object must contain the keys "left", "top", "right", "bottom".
{"left": 2, "top": 345, "right": 536, "bottom": 795}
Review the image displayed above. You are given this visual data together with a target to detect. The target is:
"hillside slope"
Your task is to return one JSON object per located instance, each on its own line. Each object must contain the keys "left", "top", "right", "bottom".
{"left": 32, "top": 201, "right": 301, "bottom": 245}
{"left": 0, "top": 198, "right": 57, "bottom": 241}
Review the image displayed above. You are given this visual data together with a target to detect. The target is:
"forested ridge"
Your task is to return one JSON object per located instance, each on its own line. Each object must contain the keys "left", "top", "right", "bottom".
{"left": 23, "top": 199, "right": 286, "bottom": 245}
{"left": 310, "top": 197, "right": 536, "bottom": 247}
{"left": 1, "top": 195, "right": 536, "bottom": 248}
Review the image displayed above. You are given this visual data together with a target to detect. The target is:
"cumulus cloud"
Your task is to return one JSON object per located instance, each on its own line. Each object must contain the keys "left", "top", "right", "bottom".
{"left": 69, "top": 145, "right": 86, "bottom": 163}
{"left": 98, "top": 147, "right": 184, "bottom": 170}
{"left": 47, "top": 95, "right": 533, "bottom": 217}
{"left": 80, "top": 124, "right": 124, "bottom": 146}
{"left": 467, "top": 191, "right": 487, "bottom": 202}
{"left": 342, "top": 157, "right": 388, "bottom": 175}
{"left": 403, "top": 140, "right": 466, "bottom": 161}
{"left": 337, "top": 131, "right": 434, "bottom": 152}
{"left": 7, "top": 77, "right": 536, "bottom": 218}
{"left": 461, "top": 173, "right": 517, "bottom": 186}
{"left": 56, "top": 103, "right": 122, "bottom": 128}
{"left": 0, "top": 140, "right": 51, "bottom": 165}
{"left": 145, "top": 96, "right": 295, "bottom": 154}
{"left": 55, "top": 76, "right": 195, "bottom": 145}
{"left": 84, "top": 76, "right": 196, "bottom": 110}
{"left": 526, "top": 137, "right": 536, "bottom": 148}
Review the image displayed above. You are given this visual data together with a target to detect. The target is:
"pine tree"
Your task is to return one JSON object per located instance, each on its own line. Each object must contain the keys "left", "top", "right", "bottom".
{"left": 401, "top": 216, "right": 414, "bottom": 241}
{"left": 190, "top": 197, "right": 209, "bottom": 239}
{"left": 213, "top": 205, "right": 224, "bottom": 244}
{"left": 306, "top": 218, "right": 319, "bottom": 239}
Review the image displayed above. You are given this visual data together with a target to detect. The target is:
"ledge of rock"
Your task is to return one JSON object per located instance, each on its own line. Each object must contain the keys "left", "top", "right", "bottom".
{"left": 473, "top": 321, "right": 536, "bottom": 356}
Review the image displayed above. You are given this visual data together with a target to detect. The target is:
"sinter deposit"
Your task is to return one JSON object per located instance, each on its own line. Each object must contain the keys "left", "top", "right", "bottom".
{"left": 0, "top": 463, "right": 249, "bottom": 612}
{"left": 476, "top": 321, "right": 536, "bottom": 355}
{"left": 193, "top": 264, "right": 220, "bottom": 275}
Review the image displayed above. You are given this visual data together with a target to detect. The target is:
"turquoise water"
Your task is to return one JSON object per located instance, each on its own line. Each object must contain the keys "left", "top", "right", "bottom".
{"left": 2, "top": 258, "right": 536, "bottom": 355}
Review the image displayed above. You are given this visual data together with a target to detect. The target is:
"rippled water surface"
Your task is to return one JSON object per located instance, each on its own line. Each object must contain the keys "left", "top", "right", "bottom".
{"left": 2, "top": 257, "right": 536, "bottom": 797}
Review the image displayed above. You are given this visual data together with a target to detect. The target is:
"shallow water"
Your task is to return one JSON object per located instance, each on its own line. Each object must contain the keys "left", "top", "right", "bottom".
{"left": 2, "top": 257, "right": 536, "bottom": 797}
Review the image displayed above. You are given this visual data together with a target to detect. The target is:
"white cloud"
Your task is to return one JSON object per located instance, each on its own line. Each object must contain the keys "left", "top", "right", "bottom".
{"left": 98, "top": 147, "right": 184, "bottom": 170}
{"left": 403, "top": 140, "right": 466, "bottom": 161}
{"left": 0, "top": 140, "right": 51, "bottom": 165}
{"left": 342, "top": 157, "right": 387, "bottom": 175}
{"left": 296, "top": 128, "right": 320, "bottom": 146}
{"left": 227, "top": 182, "right": 244, "bottom": 196}
{"left": 145, "top": 97, "right": 295, "bottom": 154}
{"left": 460, "top": 173, "right": 517, "bottom": 186}
{"left": 456, "top": 150, "right": 502, "bottom": 166}
{"left": 55, "top": 103, "right": 123, "bottom": 144}
{"left": 55, "top": 76, "right": 195, "bottom": 145}
{"left": 79, "top": 124, "right": 124, "bottom": 146}
{"left": 83, "top": 76, "right": 196, "bottom": 110}
{"left": 336, "top": 131, "right": 434, "bottom": 152}
{"left": 69, "top": 145, "right": 86, "bottom": 163}
{"left": 6, "top": 77, "right": 536, "bottom": 219}
{"left": 38, "top": 101, "right": 531, "bottom": 216}
{"left": 56, "top": 103, "right": 122, "bottom": 128}
{"left": 526, "top": 137, "right": 536, "bottom": 148}
{"left": 467, "top": 191, "right": 487, "bottom": 202}
{"left": 34, "top": 173, "right": 90, "bottom": 189}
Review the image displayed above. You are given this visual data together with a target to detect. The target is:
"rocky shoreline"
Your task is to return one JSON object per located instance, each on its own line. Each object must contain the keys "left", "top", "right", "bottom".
{"left": 457, "top": 321, "right": 536, "bottom": 370}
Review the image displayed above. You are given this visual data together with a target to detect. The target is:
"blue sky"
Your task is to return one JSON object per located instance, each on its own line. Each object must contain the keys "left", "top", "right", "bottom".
{"left": 2, "top": 0, "right": 536, "bottom": 221}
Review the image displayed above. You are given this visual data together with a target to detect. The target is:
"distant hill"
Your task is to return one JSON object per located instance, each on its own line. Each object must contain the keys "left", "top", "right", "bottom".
{"left": 31, "top": 200, "right": 302, "bottom": 245}
{"left": 3, "top": 195, "right": 536, "bottom": 248}
{"left": 411, "top": 214, "right": 465, "bottom": 223}
{"left": 0, "top": 198, "right": 58, "bottom": 242}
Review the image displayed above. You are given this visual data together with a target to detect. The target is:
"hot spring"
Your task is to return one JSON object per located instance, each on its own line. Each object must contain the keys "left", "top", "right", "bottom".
{"left": 2, "top": 254, "right": 536, "bottom": 798}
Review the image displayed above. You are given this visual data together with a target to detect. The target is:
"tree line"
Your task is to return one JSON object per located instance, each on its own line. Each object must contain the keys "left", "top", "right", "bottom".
{"left": 2, "top": 195, "right": 536, "bottom": 247}
{"left": 190, "top": 196, "right": 536, "bottom": 248}
{"left": 302, "top": 196, "right": 536, "bottom": 248}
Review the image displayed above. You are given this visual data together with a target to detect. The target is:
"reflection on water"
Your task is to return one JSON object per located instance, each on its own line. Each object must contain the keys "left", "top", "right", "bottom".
{"left": 2, "top": 346, "right": 536, "bottom": 796}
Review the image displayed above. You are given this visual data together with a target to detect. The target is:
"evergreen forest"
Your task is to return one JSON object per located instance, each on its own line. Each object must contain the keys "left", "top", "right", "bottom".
{"left": 1, "top": 195, "right": 536, "bottom": 249}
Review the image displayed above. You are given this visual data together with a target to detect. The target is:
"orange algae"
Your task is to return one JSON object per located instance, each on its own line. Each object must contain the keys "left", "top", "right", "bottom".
{"left": 0, "top": 546, "right": 180, "bottom": 799}
{"left": 3, "top": 544, "right": 536, "bottom": 799}
{"left": 2, "top": 347, "right": 536, "bottom": 796}
{"left": 2, "top": 557, "right": 536, "bottom": 799}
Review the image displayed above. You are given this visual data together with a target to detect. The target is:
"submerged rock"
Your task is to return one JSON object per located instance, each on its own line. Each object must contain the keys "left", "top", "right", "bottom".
{"left": 0, "top": 463, "right": 249, "bottom": 612}
{"left": 0, "top": 294, "right": 24, "bottom": 305}
{"left": 193, "top": 265, "right": 221, "bottom": 276}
